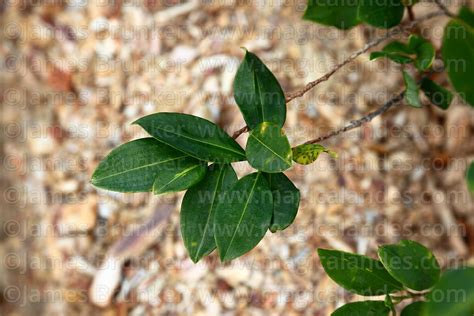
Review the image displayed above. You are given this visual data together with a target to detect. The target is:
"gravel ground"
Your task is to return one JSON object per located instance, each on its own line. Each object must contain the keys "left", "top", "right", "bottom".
{"left": 1, "top": 0, "right": 474, "bottom": 315}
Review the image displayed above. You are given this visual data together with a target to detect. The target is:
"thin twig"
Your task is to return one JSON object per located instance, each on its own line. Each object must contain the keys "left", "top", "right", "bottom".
{"left": 433, "top": 0, "right": 455, "bottom": 18}
{"left": 285, "top": 10, "right": 445, "bottom": 103}
{"left": 230, "top": 10, "right": 446, "bottom": 138}
{"left": 303, "top": 91, "right": 405, "bottom": 144}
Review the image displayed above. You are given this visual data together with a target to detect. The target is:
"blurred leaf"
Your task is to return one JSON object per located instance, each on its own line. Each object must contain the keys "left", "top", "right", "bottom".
{"left": 420, "top": 78, "right": 453, "bottom": 110}
{"left": 400, "top": 301, "right": 426, "bottom": 316}
{"left": 383, "top": 41, "right": 414, "bottom": 54}
{"left": 358, "top": 0, "right": 404, "bottom": 28}
{"left": 425, "top": 267, "right": 474, "bottom": 316}
{"left": 292, "top": 143, "right": 337, "bottom": 165}
{"left": 246, "top": 122, "right": 292, "bottom": 173}
{"left": 134, "top": 113, "right": 245, "bottom": 163}
{"left": 215, "top": 173, "right": 273, "bottom": 262}
{"left": 152, "top": 158, "right": 206, "bottom": 194}
{"left": 458, "top": 6, "right": 474, "bottom": 28}
{"left": 442, "top": 17, "right": 474, "bottom": 106}
{"left": 234, "top": 50, "right": 286, "bottom": 129}
{"left": 181, "top": 164, "right": 237, "bottom": 262}
{"left": 378, "top": 240, "right": 441, "bottom": 291}
{"left": 318, "top": 248, "right": 403, "bottom": 296}
{"left": 467, "top": 161, "right": 474, "bottom": 194}
{"left": 263, "top": 173, "right": 300, "bottom": 232}
{"left": 332, "top": 301, "right": 391, "bottom": 316}
{"left": 403, "top": 71, "right": 422, "bottom": 108}
{"left": 303, "top": 0, "right": 360, "bottom": 30}
{"left": 408, "top": 35, "right": 435, "bottom": 71}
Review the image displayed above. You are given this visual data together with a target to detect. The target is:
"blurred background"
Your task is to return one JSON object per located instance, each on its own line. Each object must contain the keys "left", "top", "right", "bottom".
{"left": 1, "top": 0, "right": 474, "bottom": 315}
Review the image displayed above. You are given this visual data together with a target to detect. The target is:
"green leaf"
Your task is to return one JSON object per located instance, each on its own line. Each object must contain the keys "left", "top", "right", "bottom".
{"left": 246, "top": 122, "right": 292, "bottom": 173}
{"left": 263, "top": 173, "right": 300, "bottom": 232}
{"left": 292, "top": 143, "right": 337, "bottom": 165}
{"left": 370, "top": 51, "right": 413, "bottom": 64}
{"left": 234, "top": 51, "right": 286, "bottom": 129}
{"left": 420, "top": 78, "right": 453, "bottom": 110}
{"left": 408, "top": 35, "right": 435, "bottom": 71}
{"left": 152, "top": 158, "right": 207, "bottom": 194}
{"left": 467, "top": 161, "right": 474, "bottom": 194}
{"left": 425, "top": 267, "right": 474, "bottom": 316}
{"left": 180, "top": 164, "right": 237, "bottom": 262}
{"left": 400, "top": 301, "right": 426, "bottom": 316}
{"left": 134, "top": 113, "right": 245, "bottom": 163}
{"left": 383, "top": 41, "right": 414, "bottom": 54}
{"left": 358, "top": 0, "right": 404, "bottom": 29}
{"left": 403, "top": 71, "right": 422, "bottom": 108}
{"left": 458, "top": 6, "right": 474, "bottom": 28}
{"left": 317, "top": 248, "right": 403, "bottom": 296}
{"left": 92, "top": 138, "right": 191, "bottom": 192}
{"left": 332, "top": 301, "right": 391, "bottom": 316}
{"left": 378, "top": 240, "right": 441, "bottom": 291}
{"left": 214, "top": 172, "right": 273, "bottom": 262}
{"left": 442, "top": 18, "right": 474, "bottom": 106}
{"left": 303, "top": 0, "right": 360, "bottom": 30}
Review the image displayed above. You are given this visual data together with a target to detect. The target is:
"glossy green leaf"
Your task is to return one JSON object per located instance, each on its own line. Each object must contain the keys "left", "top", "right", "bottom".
{"left": 467, "top": 161, "right": 474, "bottom": 194}
{"left": 378, "top": 240, "right": 440, "bottom": 291}
{"left": 303, "top": 0, "right": 360, "bottom": 30}
{"left": 181, "top": 164, "right": 237, "bottom": 262}
{"left": 234, "top": 51, "right": 286, "bottom": 129}
{"left": 370, "top": 51, "right": 413, "bottom": 64}
{"left": 400, "top": 301, "right": 426, "bottom": 316}
{"left": 152, "top": 158, "right": 206, "bottom": 194}
{"left": 332, "top": 301, "right": 390, "bottom": 316}
{"left": 420, "top": 78, "right": 453, "bottom": 110}
{"left": 246, "top": 122, "right": 292, "bottom": 173}
{"left": 92, "top": 138, "right": 190, "bottom": 192}
{"left": 458, "top": 6, "right": 474, "bottom": 28}
{"left": 263, "top": 173, "right": 300, "bottom": 232}
{"left": 292, "top": 143, "right": 337, "bottom": 165}
{"left": 408, "top": 35, "right": 435, "bottom": 71}
{"left": 403, "top": 71, "right": 422, "bottom": 108}
{"left": 134, "top": 113, "right": 246, "bottom": 163}
{"left": 215, "top": 172, "right": 273, "bottom": 262}
{"left": 425, "top": 267, "right": 474, "bottom": 316}
{"left": 358, "top": 0, "right": 404, "bottom": 29}
{"left": 442, "top": 18, "right": 474, "bottom": 106}
{"left": 318, "top": 248, "right": 403, "bottom": 296}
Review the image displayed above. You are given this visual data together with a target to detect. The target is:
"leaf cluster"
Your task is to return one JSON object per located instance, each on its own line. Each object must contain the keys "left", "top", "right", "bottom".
{"left": 92, "top": 50, "right": 335, "bottom": 262}
{"left": 318, "top": 240, "right": 474, "bottom": 315}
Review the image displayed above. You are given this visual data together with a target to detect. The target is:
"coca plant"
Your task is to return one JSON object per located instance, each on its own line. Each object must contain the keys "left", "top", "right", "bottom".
{"left": 92, "top": 50, "right": 335, "bottom": 263}
{"left": 318, "top": 240, "right": 474, "bottom": 316}
{"left": 92, "top": 1, "right": 474, "bottom": 267}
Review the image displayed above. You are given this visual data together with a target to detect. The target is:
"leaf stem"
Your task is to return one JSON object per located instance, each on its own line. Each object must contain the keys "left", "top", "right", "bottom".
{"left": 302, "top": 91, "right": 405, "bottom": 144}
